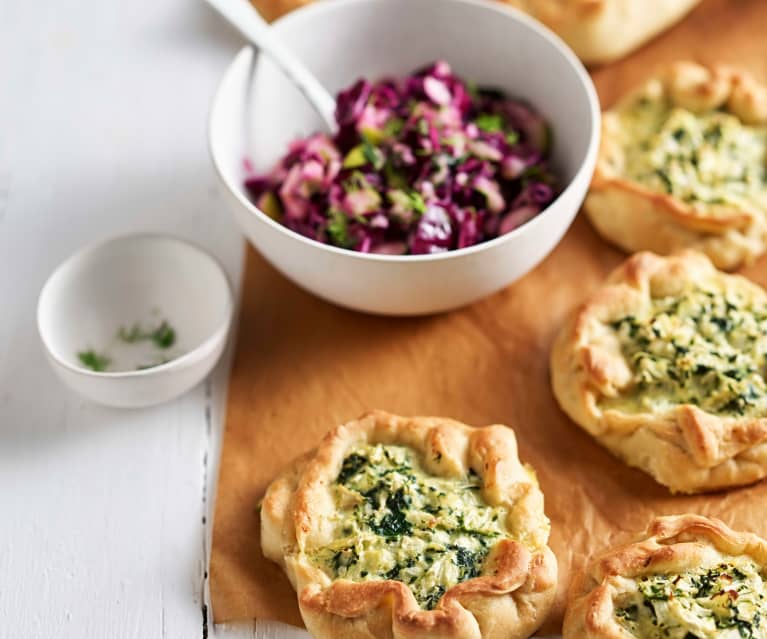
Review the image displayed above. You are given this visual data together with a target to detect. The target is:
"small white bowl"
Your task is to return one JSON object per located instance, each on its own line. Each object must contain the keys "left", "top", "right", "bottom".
{"left": 37, "top": 234, "right": 233, "bottom": 408}
{"left": 209, "top": 0, "right": 600, "bottom": 316}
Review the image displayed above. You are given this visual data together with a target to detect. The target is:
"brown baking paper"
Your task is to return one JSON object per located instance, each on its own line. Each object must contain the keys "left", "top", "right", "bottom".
{"left": 210, "top": 0, "right": 767, "bottom": 633}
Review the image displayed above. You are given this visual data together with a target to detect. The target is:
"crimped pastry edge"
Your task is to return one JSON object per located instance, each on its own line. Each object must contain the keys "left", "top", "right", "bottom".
{"left": 563, "top": 514, "right": 767, "bottom": 639}
{"left": 550, "top": 250, "right": 767, "bottom": 493}
{"left": 261, "top": 410, "right": 558, "bottom": 639}
{"left": 585, "top": 61, "right": 767, "bottom": 270}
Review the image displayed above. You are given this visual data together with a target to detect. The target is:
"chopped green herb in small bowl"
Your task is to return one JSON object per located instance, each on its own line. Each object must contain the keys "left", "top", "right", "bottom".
{"left": 76, "top": 318, "right": 179, "bottom": 373}
{"left": 37, "top": 234, "right": 233, "bottom": 407}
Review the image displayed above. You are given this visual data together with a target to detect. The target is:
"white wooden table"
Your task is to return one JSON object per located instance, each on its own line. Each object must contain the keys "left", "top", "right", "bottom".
{"left": 0, "top": 1, "right": 311, "bottom": 637}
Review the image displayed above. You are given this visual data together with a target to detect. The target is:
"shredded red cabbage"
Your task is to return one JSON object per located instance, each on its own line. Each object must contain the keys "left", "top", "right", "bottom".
{"left": 244, "top": 61, "right": 557, "bottom": 255}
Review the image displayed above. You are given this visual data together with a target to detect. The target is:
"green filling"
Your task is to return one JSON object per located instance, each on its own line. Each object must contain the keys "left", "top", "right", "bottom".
{"left": 310, "top": 444, "right": 509, "bottom": 610}
{"left": 607, "top": 287, "right": 767, "bottom": 416}
{"left": 615, "top": 559, "right": 767, "bottom": 639}
{"left": 617, "top": 97, "right": 767, "bottom": 211}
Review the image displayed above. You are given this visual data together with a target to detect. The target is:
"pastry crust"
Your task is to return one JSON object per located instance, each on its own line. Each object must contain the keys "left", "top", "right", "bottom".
{"left": 563, "top": 514, "right": 767, "bottom": 639}
{"left": 586, "top": 62, "right": 767, "bottom": 270}
{"left": 502, "top": 0, "right": 701, "bottom": 65}
{"left": 260, "top": 410, "right": 557, "bottom": 639}
{"left": 255, "top": 0, "right": 698, "bottom": 63}
{"left": 550, "top": 250, "right": 767, "bottom": 493}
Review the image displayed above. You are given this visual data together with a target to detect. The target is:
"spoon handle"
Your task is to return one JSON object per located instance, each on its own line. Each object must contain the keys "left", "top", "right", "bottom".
{"left": 205, "top": 0, "right": 338, "bottom": 132}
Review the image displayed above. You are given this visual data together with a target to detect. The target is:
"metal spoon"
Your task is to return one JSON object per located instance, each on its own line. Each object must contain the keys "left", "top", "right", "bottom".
{"left": 205, "top": 0, "right": 338, "bottom": 132}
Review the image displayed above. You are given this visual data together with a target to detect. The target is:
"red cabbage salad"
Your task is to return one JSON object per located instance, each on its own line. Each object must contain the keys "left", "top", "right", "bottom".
{"left": 244, "top": 61, "right": 558, "bottom": 255}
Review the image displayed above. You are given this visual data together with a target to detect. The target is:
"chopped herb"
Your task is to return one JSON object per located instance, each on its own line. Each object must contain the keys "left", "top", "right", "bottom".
{"left": 423, "top": 585, "right": 446, "bottom": 610}
{"left": 451, "top": 544, "right": 482, "bottom": 579}
{"left": 338, "top": 453, "right": 368, "bottom": 483}
{"left": 77, "top": 350, "right": 110, "bottom": 372}
{"left": 408, "top": 190, "right": 426, "bottom": 215}
{"left": 622, "top": 100, "right": 766, "bottom": 212}
{"left": 711, "top": 316, "right": 734, "bottom": 332}
{"left": 118, "top": 324, "right": 144, "bottom": 343}
{"left": 705, "top": 123, "right": 723, "bottom": 145}
{"left": 326, "top": 209, "right": 353, "bottom": 248}
{"left": 382, "top": 117, "right": 404, "bottom": 138}
{"left": 655, "top": 169, "right": 673, "bottom": 193}
{"left": 608, "top": 287, "right": 767, "bottom": 417}
{"left": 314, "top": 443, "right": 508, "bottom": 609}
{"left": 151, "top": 321, "right": 175, "bottom": 349}
{"left": 616, "top": 605, "right": 639, "bottom": 623}
{"left": 362, "top": 140, "right": 385, "bottom": 171}
{"left": 475, "top": 113, "right": 504, "bottom": 133}
{"left": 118, "top": 320, "right": 176, "bottom": 349}
{"left": 383, "top": 163, "right": 407, "bottom": 190}
{"left": 619, "top": 562, "right": 767, "bottom": 638}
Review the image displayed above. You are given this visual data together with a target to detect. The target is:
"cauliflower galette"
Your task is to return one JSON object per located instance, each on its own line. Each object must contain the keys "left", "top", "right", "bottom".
{"left": 551, "top": 251, "right": 767, "bottom": 493}
{"left": 564, "top": 515, "right": 767, "bottom": 639}
{"left": 502, "top": 1, "right": 701, "bottom": 65}
{"left": 260, "top": 410, "right": 557, "bottom": 639}
{"left": 586, "top": 62, "right": 767, "bottom": 270}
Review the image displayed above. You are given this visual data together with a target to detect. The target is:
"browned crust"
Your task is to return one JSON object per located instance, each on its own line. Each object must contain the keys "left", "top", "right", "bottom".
{"left": 586, "top": 62, "right": 767, "bottom": 271}
{"left": 254, "top": 0, "right": 699, "bottom": 64}
{"left": 500, "top": 1, "right": 701, "bottom": 65}
{"left": 261, "top": 410, "right": 558, "bottom": 639}
{"left": 563, "top": 514, "right": 767, "bottom": 639}
{"left": 550, "top": 250, "right": 767, "bottom": 493}
{"left": 503, "top": 0, "right": 610, "bottom": 22}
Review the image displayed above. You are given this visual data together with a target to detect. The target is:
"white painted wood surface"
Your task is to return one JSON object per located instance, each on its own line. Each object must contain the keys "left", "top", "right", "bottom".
{"left": 0, "top": 1, "right": 292, "bottom": 637}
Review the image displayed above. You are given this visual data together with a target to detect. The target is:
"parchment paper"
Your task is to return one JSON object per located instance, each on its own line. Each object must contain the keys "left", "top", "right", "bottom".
{"left": 210, "top": 0, "right": 767, "bottom": 633}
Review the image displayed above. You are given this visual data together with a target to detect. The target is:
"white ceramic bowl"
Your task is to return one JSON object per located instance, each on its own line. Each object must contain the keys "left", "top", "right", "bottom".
{"left": 209, "top": 0, "right": 600, "bottom": 316}
{"left": 37, "top": 234, "right": 233, "bottom": 408}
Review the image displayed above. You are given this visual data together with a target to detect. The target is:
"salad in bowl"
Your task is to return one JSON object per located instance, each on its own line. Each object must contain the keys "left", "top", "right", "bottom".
{"left": 244, "top": 61, "right": 558, "bottom": 255}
